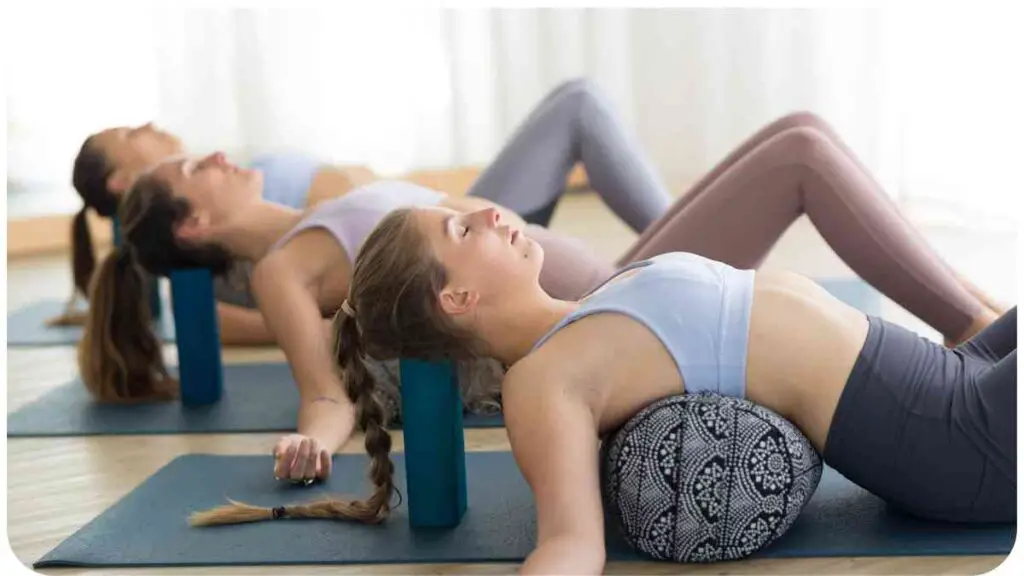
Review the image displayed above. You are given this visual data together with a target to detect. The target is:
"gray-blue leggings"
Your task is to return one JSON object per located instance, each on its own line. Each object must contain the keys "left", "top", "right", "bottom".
{"left": 823, "top": 307, "right": 1016, "bottom": 523}
{"left": 467, "top": 78, "right": 672, "bottom": 232}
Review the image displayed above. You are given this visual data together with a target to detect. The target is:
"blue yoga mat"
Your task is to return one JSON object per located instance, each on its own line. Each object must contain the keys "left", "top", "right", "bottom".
{"left": 33, "top": 452, "right": 1014, "bottom": 569}
{"left": 6, "top": 362, "right": 503, "bottom": 437}
{"left": 6, "top": 298, "right": 176, "bottom": 347}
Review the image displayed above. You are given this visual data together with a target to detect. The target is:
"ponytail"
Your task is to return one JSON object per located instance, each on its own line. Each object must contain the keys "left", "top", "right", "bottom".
{"left": 71, "top": 207, "right": 98, "bottom": 298}
{"left": 77, "top": 246, "right": 177, "bottom": 403}
{"left": 47, "top": 208, "right": 98, "bottom": 327}
{"left": 189, "top": 304, "right": 397, "bottom": 527}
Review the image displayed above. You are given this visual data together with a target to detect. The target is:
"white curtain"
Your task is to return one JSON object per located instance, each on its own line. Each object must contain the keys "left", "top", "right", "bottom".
{"left": 7, "top": 6, "right": 1021, "bottom": 227}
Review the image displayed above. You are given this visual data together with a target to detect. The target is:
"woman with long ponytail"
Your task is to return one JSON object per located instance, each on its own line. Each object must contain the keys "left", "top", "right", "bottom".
{"left": 48, "top": 139, "right": 124, "bottom": 327}
{"left": 78, "top": 241, "right": 176, "bottom": 403}
{"left": 77, "top": 170, "right": 233, "bottom": 403}
{"left": 61, "top": 125, "right": 282, "bottom": 343}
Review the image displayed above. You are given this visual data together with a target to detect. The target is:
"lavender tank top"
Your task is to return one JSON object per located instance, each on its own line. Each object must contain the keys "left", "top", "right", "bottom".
{"left": 270, "top": 180, "right": 446, "bottom": 261}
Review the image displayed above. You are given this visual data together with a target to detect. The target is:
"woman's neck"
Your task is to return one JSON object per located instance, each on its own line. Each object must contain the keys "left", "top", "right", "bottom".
{"left": 215, "top": 202, "right": 306, "bottom": 262}
{"left": 477, "top": 290, "right": 580, "bottom": 367}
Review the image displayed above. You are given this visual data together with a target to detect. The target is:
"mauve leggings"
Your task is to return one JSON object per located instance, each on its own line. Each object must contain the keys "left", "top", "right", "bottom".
{"left": 617, "top": 112, "right": 984, "bottom": 340}
{"left": 469, "top": 79, "right": 983, "bottom": 341}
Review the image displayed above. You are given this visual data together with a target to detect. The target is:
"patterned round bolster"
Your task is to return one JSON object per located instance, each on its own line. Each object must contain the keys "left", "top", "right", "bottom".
{"left": 600, "top": 392, "right": 822, "bottom": 563}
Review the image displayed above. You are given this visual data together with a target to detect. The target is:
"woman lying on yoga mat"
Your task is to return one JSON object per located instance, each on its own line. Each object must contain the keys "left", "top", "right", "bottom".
{"left": 62, "top": 123, "right": 376, "bottom": 341}
{"left": 81, "top": 78, "right": 1006, "bottom": 484}
{"left": 186, "top": 204, "right": 1014, "bottom": 574}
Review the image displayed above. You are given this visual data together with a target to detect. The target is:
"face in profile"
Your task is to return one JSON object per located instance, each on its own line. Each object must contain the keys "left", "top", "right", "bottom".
{"left": 90, "top": 123, "right": 185, "bottom": 194}
{"left": 413, "top": 206, "right": 545, "bottom": 317}
{"left": 141, "top": 152, "right": 264, "bottom": 241}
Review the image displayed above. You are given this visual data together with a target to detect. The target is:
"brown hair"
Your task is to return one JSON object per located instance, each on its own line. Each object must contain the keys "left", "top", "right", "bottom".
{"left": 188, "top": 208, "right": 483, "bottom": 527}
{"left": 78, "top": 172, "right": 232, "bottom": 403}
{"left": 70, "top": 137, "right": 120, "bottom": 299}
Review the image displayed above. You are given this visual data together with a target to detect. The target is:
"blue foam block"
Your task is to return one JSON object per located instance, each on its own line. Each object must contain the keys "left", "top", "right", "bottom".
{"left": 169, "top": 268, "right": 224, "bottom": 406}
{"left": 399, "top": 359, "right": 468, "bottom": 528}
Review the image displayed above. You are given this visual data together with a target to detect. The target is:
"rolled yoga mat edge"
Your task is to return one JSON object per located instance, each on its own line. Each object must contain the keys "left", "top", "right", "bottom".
{"left": 33, "top": 452, "right": 1015, "bottom": 568}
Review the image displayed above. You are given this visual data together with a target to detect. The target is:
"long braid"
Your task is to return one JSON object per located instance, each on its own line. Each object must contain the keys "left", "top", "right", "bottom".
{"left": 188, "top": 305, "right": 395, "bottom": 527}
{"left": 188, "top": 207, "right": 483, "bottom": 528}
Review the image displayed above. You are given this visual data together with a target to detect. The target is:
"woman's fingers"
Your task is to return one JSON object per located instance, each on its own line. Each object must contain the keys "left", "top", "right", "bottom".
{"left": 291, "top": 438, "right": 311, "bottom": 481}
{"left": 275, "top": 440, "right": 298, "bottom": 478}
{"left": 302, "top": 440, "right": 320, "bottom": 480}
{"left": 319, "top": 448, "right": 333, "bottom": 479}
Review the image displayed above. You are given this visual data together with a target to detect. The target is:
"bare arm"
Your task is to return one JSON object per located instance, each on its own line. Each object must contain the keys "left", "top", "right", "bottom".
{"left": 250, "top": 230, "right": 356, "bottom": 457}
{"left": 503, "top": 366, "right": 607, "bottom": 575}
{"left": 215, "top": 302, "right": 278, "bottom": 346}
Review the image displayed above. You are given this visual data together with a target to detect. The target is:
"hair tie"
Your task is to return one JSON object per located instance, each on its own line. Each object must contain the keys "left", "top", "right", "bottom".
{"left": 340, "top": 299, "right": 355, "bottom": 318}
{"left": 271, "top": 506, "right": 287, "bottom": 519}
{"left": 115, "top": 243, "right": 137, "bottom": 267}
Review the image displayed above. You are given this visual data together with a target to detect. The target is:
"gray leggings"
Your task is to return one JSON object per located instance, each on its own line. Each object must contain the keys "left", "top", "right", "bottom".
{"left": 467, "top": 78, "right": 672, "bottom": 233}
{"left": 823, "top": 308, "right": 1016, "bottom": 523}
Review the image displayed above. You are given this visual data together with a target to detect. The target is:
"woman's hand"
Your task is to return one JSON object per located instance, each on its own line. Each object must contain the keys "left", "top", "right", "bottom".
{"left": 250, "top": 229, "right": 356, "bottom": 483}
{"left": 272, "top": 395, "right": 357, "bottom": 483}
{"left": 273, "top": 433, "right": 333, "bottom": 483}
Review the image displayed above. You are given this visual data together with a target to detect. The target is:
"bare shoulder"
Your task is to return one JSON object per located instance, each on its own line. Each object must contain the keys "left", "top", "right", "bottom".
{"left": 500, "top": 355, "right": 599, "bottom": 456}
{"left": 504, "top": 310, "right": 684, "bottom": 434}
{"left": 501, "top": 343, "right": 602, "bottom": 434}
{"left": 252, "top": 228, "right": 351, "bottom": 297}
{"left": 499, "top": 354, "right": 606, "bottom": 547}
{"left": 502, "top": 354, "right": 575, "bottom": 421}
{"left": 520, "top": 312, "right": 650, "bottom": 383}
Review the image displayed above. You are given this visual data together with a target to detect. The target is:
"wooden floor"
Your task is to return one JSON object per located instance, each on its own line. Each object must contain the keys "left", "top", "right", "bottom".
{"left": 6, "top": 194, "right": 1014, "bottom": 575}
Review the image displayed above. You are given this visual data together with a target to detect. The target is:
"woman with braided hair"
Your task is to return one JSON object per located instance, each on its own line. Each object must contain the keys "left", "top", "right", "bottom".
{"left": 187, "top": 204, "right": 1014, "bottom": 574}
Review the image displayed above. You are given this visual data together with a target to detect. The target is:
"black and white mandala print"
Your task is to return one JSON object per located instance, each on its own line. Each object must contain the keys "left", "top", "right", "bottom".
{"left": 601, "top": 392, "right": 822, "bottom": 563}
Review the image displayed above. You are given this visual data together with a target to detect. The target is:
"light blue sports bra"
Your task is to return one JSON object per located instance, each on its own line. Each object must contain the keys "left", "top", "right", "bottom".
{"left": 247, "top": 152, "right": 324, "bottom": 209}
{"left": 531, "top": 252, "right": 756, "bottom": 399}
